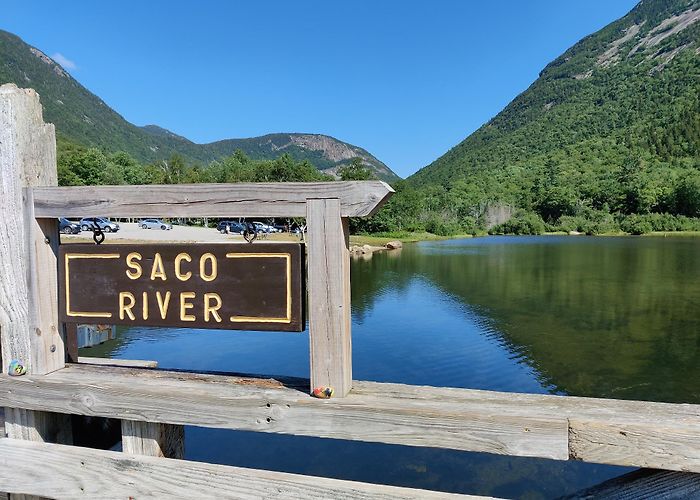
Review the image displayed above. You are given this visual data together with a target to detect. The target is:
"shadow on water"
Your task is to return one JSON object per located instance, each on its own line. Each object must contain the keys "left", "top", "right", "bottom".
{"left": 80, "top": 235, "right": 700, "bottom": 498}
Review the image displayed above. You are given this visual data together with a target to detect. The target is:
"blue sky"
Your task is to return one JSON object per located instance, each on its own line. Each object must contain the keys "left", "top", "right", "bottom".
{"left": 4, "top": 1, "right": 638, "bottom": 177}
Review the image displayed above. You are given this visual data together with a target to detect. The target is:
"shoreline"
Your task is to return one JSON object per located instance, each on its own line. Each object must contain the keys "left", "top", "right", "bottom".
{"left": 61, "top": 225, "right": 700, "bottom": 250}
{"left": 351, "top": 230, "right": 700, "bottom": 247}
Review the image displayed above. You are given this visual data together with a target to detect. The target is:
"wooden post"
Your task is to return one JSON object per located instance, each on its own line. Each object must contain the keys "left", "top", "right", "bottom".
{"left": 121, "top": 420, "right": 184, "bottom": 459}
{"left": 306, "top": 198, "right": 352, "bottom": 397}
{"left": 0, "top": 84, "right": 65, "bottom": 376}
{"left": 0, "top": 84, "right": 71, "bottom": 498}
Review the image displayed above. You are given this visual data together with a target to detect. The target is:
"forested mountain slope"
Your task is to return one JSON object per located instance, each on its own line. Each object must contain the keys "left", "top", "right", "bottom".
{"left": 0, "top": 29, "right": 397, "bottom": 181}
{"left": 404, "top": 0, "right": 699, "bottom": 231}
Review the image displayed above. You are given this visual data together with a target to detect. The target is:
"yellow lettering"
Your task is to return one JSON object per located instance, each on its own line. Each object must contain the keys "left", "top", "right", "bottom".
{"left": 156, "top": 291, "right": 171, "bottom": 319}
{"left": 180, "top": 292, "right": 196, "bottom": 321}
{"left": 150, "top": 253, "right": 167, "bottom": 281}
{"left": 200, "top": 253, "right": 217, "bottom": 282}
{"left": 125, "top": 252, "right": 142, "bottom": 280}
{"left": 203, "top": 293, "right": 222, "bottom": 323}
{"left": 119, "top": 292, "right": 136, "bottom": 320}
{"left": 175, "top": 253, "right": 192, "bottom": 281}
{"left": 142, "top": 291, "right": 149, "bottom": 320}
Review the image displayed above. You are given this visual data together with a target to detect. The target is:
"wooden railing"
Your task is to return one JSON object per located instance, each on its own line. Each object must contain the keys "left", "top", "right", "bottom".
{"left": 0, "top": 84, "right": 698, "bottom": 499}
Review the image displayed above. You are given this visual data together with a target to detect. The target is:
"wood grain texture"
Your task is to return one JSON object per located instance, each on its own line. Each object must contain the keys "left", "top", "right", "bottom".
{"left": 32, "top": 181, "right": 395, "bottom": 218}
{"left": 23, "top": 193, "right": 63, "bottom": 375}
{"left": 565, "top": 468, "right": 700, "bottom": 499}
{"left": 0, "top": 365, "right": 698, "bottom": 471}
{"left": 121, "top": 420, "right": 184, "bottom": 459}
{"left": 353, "top": 381, "right": 700, "bottom": 473}
{"left": 0, "top": 365, "right": 568, "bottom": 460}
{"left": 78, "top": 356, "right": 158, "bottom": 368}
{"left": 0, "top": 439, "right": 481, "bottom": 500}
{"left": 0, "top": 84, "right": 60, "bottom": 376}
{"left": 569, "top": 419, "right": 700, "bottom": 472}
{"left": 0, "top": 85, "right": 70, "bottom": 490}
{"left": 307, "top": 199, "right": 352, "bottom": 397}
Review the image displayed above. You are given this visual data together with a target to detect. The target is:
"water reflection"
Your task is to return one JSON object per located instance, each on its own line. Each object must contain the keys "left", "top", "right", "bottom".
{"left": 399, "top": 236, "right": 700, "bottom": 403}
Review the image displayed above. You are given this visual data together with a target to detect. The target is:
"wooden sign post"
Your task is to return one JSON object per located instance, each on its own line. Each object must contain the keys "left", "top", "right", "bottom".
{"left": 0, "top": 85, "right": 394, "bottom": 495}
{"left": 307, "top": 199, "right": 352, "bottom": 397}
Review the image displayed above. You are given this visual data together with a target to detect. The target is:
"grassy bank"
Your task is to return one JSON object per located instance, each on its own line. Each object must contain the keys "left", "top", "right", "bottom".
{"left": 350, "top": 231, "right": 477, "bottom": 246}
{"left": 351, "top": 230, "right": 700, "bottom": 246}
{"left": 643, "top": 231, "right": 700, "bottom": 237}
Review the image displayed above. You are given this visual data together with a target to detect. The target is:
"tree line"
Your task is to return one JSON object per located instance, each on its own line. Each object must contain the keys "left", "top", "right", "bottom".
{"left": 58, "top": 140, "right": 700, "bottom": 236}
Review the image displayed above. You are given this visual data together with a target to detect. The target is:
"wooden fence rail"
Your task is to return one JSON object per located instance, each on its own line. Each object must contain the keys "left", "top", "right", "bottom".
{"left": 0, "top": 440, "right": 484, "bottom": 499}
{"left": 0, "top": 364, "right": 698, "bottom": 473}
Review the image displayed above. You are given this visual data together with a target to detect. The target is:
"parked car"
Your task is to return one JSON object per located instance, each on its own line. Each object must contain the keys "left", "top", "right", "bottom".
{"left": 253, "top": 222, "right": 280, "bottom": 233}
{"left": 140, "top": 218, "right": 172, "bottom": 230}
{"left": 59, "top": 217, "right": 80, "bottom": 234}
{"left": 217, "top": 221, "right": 245, "bottom": 234}
{"left": 80, "top": 217, "right": 119, "bottom": 232}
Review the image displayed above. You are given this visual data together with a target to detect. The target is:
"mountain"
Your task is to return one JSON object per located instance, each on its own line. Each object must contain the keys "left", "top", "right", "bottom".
{"left": 407, "top": 0, "right": 699, "bottom": 217}
{"left": 0, "top": 29, "right": 398, "bottom": 182}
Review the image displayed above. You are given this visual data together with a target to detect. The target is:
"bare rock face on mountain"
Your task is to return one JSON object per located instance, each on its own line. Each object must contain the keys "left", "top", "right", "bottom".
{"left": 289, "top": 134, "right": 361, "bottom": 162}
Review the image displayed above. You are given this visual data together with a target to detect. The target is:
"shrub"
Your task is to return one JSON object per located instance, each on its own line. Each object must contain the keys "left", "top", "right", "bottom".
{"left": 489, "top": 211, "right": 545, "bottom": 235}
{"left": 617, "top": 213, "right": 700, "bottom": 234}
{"left": 556, "top": 209, "right": 618, "bottom": 235}
{"left": 425, "top": 218, "right": 462, "bottom": 236}
{"left": 619, "top": 214, "right": 653, "bottom": 235}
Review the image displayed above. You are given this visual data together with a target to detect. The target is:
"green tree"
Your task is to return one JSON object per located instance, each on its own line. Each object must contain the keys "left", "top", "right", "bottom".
{"left": 338, "top": 158, "right": 375, "bottom": 181}
{"left": 674, "top": 172, "right": 700, "bottom": 217}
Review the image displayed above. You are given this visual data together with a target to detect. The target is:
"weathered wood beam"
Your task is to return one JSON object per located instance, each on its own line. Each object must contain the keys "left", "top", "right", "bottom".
{"left": 0, "top": 365, "right": 568, "bottom": 460}
{"left": 307, "top": 199, "right": 352, "bottom": 396}
{"left": 31, "top": 181, "right": 395, "bottom": 218}
{"left": 564, "top": 468, "right": 700, "bottom": 499}
{"left": 0, "top": 84, "right": 65, "bottom": 377}
{"left": 0, "top": 439, "right": 481, "bottom": 499}
{"left": 77, "top": 356, "right": 158, "bottom": 368}
{"left": 351, "top": 380, "right": 700, "bottom": 472}
{"left": 121, "top": 420, "right": 184, "bottom": 459}
{"left": 0, "top": 83, "right": 71, "bottom": 500}
{"left": 0, "top": 365, "right": 698, "bottom": 471}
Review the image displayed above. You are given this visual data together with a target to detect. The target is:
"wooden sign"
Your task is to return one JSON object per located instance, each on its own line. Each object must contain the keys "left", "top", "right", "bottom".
{"left": 59, "top": 243, "right": 305, "bottom": 331}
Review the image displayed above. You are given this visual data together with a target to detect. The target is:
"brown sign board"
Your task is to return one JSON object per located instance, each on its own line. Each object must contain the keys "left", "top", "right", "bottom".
{"left": 59, "top": 243, "right": 305, "bottom": 332}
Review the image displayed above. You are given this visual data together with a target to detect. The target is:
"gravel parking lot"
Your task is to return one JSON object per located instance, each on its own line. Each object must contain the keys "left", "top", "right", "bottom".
{"left": 61, "top": 223, "right": 301, "bottom": 244}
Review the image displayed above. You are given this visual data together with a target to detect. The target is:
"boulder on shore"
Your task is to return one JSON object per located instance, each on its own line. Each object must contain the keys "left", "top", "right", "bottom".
{"left": 386, "top": 240, "right": 403, "bottom": 250}
{"left": 349, "top": 243, "right": 386, "bottom": 257}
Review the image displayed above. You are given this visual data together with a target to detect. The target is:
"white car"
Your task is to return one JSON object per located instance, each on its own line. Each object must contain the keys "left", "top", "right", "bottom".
{"left": 140, "top": 219, "right": 172, "bottom": 230}
{"left": 253, "top": 222, "right": 280, "bottom": 233}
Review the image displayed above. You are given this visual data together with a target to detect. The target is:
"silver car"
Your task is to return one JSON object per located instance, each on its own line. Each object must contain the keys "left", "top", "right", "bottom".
{"left": 140, "top": 218, "right": 172, "bottom": 230}
{"left": 80, "top": 217, "right": 120, "bottom": 232}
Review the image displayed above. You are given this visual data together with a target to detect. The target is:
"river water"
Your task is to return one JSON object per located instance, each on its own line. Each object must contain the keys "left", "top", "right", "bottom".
{"left": 82, "top": 235, "right": 700, "bottom": 498}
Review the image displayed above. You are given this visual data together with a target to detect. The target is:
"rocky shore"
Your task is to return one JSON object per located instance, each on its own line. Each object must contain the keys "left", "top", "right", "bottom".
{"left": 349, "top": 240, "right": 402, "bottom": 257}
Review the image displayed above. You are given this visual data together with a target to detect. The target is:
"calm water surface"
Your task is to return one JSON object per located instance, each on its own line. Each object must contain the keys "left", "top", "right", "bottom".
{"left": 83, "top": 235, "right": 700, "bottom": 499}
